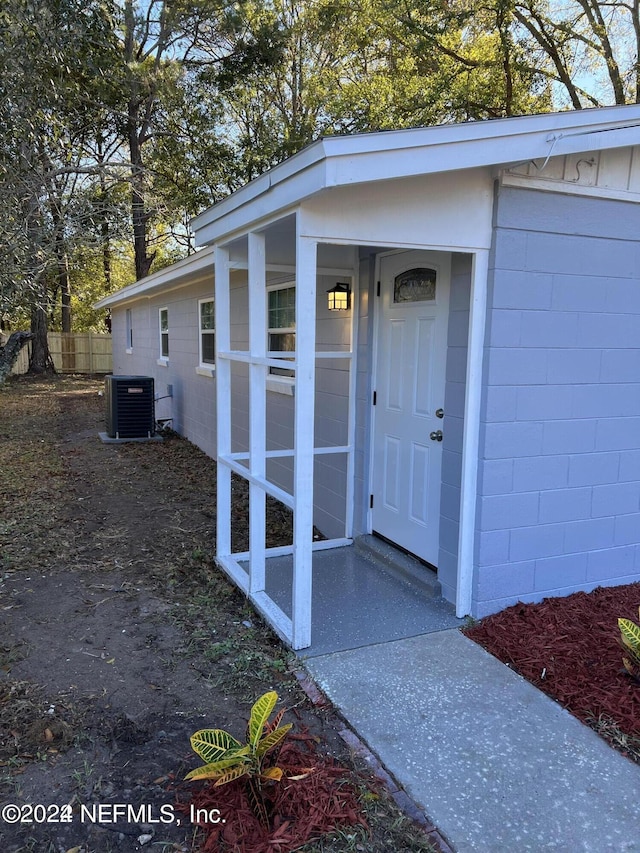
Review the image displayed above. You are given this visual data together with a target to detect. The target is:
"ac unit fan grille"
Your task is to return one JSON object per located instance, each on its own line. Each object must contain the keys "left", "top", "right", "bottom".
{"left": 105, "top": 376, "right": 155, "bottom": 439}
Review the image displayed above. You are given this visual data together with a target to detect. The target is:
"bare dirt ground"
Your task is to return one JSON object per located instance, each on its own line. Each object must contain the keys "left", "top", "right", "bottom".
{"left": 0, "top": 376, "right": 439, "bottom": 853}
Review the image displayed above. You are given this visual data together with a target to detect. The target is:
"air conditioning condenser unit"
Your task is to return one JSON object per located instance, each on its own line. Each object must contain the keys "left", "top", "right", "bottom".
{"left": 105, "top": 375, "right": 155, "bottom": 439}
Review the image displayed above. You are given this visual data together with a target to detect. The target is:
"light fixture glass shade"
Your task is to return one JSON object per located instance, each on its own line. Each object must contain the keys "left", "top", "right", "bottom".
{"left": 327, "top": 283, "right": 350, "bottom": 311}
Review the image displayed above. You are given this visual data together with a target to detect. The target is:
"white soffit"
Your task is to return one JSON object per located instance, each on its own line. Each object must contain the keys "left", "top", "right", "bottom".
{"left": 191, "top": 105, "right": 640, "bottom": 245}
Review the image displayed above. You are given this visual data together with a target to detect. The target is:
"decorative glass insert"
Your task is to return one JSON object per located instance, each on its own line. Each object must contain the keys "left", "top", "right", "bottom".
{"left": 393, "top": 268, "right": 437, "bottom": 303}
{"left": 199, "top": 299, "right": 215, "bottom": 365}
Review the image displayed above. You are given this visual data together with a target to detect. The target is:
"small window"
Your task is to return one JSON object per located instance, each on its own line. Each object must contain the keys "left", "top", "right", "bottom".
{"left": 267, "top": 284, "right": 295, "bottom": 377}
{"left": 199, "top": 299, "right": 215, "bottom": 365}
{"left": 125, "top": 309, "right": 133, "bottom": 351}
{"left": 159, "top": 307, "right": 169, "bottom": 359}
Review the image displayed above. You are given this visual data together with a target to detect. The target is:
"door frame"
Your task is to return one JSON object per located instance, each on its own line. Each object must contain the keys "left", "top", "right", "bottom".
{"left": 367, "top": 248, "right": 451, "bottom": 568}
{"left": 365, "top": 247, "right": 489, "bottom": 618}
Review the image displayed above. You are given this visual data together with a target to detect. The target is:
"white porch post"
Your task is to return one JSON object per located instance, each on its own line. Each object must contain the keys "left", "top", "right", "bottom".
{"left": 248, "top": 232, "right": 267, "bottom": 593}
{"left": 456, "top": 248, "right": 489, "bottom": 617}
{"left": 292, "top": 229, "right": 317, "bottom": 649}
{"left": 214, "top": 245, "right": 232, "bottom": 559}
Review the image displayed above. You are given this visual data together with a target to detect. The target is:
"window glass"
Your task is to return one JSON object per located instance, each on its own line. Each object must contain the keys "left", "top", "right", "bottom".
{"left": 199, "top": 300, "right": 215, "bottom": 365}
{"left": 268, "top": 285, "right": 295, "bottom": 377}
{"left": 126, "top": 309, "right": 133, "bottom": 349}
{"left": 160, "top": 308, "right": 169, "bottom": 358}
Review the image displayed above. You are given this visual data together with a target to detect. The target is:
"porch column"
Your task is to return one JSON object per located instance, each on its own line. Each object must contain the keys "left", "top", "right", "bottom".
{"left": 214, "top": 245, "right": 231, "bottom": 559}
{"left": 248, "top": 232, "right": 267, "bottom": 593}
{"left": 457, "top": 248, "right": 490, "bottom": 617}
{"left": 292, "top": 230, "right": 317, "bottom": 649}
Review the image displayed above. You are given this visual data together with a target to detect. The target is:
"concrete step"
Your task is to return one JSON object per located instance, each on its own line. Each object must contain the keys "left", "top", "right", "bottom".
{"left": 353, "top": 534, "right": 442, "bottom": 600}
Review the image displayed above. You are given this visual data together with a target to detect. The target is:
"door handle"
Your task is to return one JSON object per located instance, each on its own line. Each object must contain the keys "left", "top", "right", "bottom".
{"left": 430, "top": 430, "right": 443, "bottom": 441}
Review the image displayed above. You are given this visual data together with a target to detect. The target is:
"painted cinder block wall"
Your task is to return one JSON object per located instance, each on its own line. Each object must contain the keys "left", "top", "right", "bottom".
{"left": 474, "top": 184, "right": 640, "bottom": 617}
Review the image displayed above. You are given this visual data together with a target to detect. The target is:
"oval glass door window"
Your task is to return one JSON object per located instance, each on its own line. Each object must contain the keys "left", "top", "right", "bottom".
{"left": 394, "top": 267, "right": 437, "bottom": 303}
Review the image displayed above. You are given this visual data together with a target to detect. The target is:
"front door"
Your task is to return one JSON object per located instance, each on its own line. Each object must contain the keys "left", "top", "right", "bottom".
{"left": 371, "top": 250, "right": 451, "bottom": 566}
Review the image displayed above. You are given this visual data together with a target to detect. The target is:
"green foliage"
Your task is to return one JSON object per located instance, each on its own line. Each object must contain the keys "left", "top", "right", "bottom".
{"left": 618, "top": 608, "right": 640, "bottom": 681}
{"left": 186, "top": 690, "right": 294, "bottom": 825}
{"left": 2, "top": 0, "right": 638, "bottom": 339}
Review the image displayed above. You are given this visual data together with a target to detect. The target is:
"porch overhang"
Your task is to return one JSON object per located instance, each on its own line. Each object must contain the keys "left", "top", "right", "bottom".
{"left": 191, "top": 105, "right": 640, "bottom": 247}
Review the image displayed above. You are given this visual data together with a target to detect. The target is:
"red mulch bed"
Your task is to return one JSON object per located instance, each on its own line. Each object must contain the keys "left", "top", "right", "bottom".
{"left": 465, "top": 583, "right": 640, "bottom": 751}
{"left": 177, "top": 734, "right": 368, "bottom": 853}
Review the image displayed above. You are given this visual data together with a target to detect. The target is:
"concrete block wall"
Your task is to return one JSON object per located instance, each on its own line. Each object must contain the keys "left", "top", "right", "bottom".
{"left": 475, "top": 184, "right": 640, "bottom": 617}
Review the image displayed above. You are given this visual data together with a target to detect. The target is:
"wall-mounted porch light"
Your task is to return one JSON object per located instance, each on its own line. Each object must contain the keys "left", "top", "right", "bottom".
{"left": 327, "top": 282, "right": 351, "bottom": 311}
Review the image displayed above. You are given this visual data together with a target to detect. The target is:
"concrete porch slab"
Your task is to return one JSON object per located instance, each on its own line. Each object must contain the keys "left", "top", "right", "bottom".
{"left": 260, "top": 544, "right": 464, "bottom": 657}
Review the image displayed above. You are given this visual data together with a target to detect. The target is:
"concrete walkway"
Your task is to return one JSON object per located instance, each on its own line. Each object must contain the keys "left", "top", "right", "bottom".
{"left": 305, "top": 629, "right": 640, "bottom": 852}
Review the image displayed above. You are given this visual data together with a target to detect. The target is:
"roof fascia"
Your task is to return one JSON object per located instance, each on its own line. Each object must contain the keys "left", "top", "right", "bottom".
{"left": 191, "top": 106, "right": 640, "bottom": 245}
{"left": 190, "top": 141, "right": 327, "bottom": 235}
{"left": 94, "top": 245, "right": 215, "bottom": 309}
{"left": 318, "top": 105, "right": 640, "bottom": 159}
{"left": 325, "top": 118, "right": 640, "bottom": 187}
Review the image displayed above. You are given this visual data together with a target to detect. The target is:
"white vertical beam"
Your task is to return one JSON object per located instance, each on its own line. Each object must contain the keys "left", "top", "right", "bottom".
{"left": 456, "top": 249, "right": 489, "bottom": 617}
{"left": 344, "top": 247, "right": 359, "bottom": 538}
{"left": 215, "top": 245, "right": 232, "bottom": 558}
{"left": 248, "top": 232, "right": 267, "bottom": 594}
{"left": 291, "top": 228, "right": 317, "bottom": 649}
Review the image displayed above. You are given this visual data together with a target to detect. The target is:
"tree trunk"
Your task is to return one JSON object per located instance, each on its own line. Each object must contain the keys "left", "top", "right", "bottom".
{"left": 56, "top": 242, "right": 71, "bottom": 333}
{"left": 125, "top": 0, "right": 156, "bottom": 282}
{"left": 0, "top": 331, "right": 34, "bottom": 384}
{"left": 96, "top": 132, "right": 112, "bottom": 291}
{"left": 29, "top": 293, "right": 55, "bottom": 375}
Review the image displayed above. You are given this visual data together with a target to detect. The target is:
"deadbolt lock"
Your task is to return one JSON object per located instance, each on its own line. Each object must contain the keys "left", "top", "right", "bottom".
{"left": 435, "top": 408, "right": 444, "bottom": 419}
{"left": 430, "top": 430, "right": 443, "bottom": 442}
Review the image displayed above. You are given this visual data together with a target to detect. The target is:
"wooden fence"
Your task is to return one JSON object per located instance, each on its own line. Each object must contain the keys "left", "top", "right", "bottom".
{"left": 11, "top": 332, "right": 112, "bottom": 375}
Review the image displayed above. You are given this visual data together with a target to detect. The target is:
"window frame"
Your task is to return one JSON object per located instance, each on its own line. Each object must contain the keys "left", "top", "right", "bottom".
{"left": 197, "top": 297, "right": 215, "bottom": 374}
{"left": 158, "top": 306, "right": 169, "bottom": 363}
{"left": 267, "top": 282, "right": 296, "bottom": 383}
{"left": 125, "top": 308, "right": 133, "bottom": 353}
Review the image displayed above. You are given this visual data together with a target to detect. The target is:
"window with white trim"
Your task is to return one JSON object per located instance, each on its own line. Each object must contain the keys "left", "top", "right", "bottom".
{"left": 199, "top": 298, "right": 215, "bottom": 366}
{"left": 125, "top": 309, "right": 133, "bottom": 351}
{"left": 267, "top": 284, "right": 295, "bottom": 378}
{"left": 159, "top": 307, "right": 169, "bottom": 359}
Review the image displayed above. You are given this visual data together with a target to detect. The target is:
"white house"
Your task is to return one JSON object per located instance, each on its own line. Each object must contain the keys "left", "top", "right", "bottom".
{"left": 97, "top": 105, "right": 640, "bottom": 649}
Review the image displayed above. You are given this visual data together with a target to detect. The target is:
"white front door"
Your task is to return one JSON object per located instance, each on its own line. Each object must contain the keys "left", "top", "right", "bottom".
{"left": 371, "top": 250, "right": 451, "bottom": 566}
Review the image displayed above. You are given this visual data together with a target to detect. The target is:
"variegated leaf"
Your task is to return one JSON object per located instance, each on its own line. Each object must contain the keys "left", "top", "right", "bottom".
{"left": 184, "top": 755, "right": 248, "bottom": 782}
{"left": 256, "top": 723, "right": 293, "bottom": 757}
{"left": 265, "top": 708, "right": 285, "bottom": 735}
{"left": 213, "top": 764, "right": 250, "bottom": 786}
{"left": 190, "top": 729, "right": 245, "bottom": 764}
{"left": 618, "top": 618, "right": 640, "bottom": 654}
{"left": 248, "top": 691, "right": 278, "bottom": 749}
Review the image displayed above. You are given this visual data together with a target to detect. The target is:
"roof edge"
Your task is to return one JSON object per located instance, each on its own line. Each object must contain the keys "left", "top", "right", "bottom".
{"left": 94, "top": 246, "right": 214, "bottom": 310}
{"left": 191, "top": 105, "right": 640, "bottom": 242}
